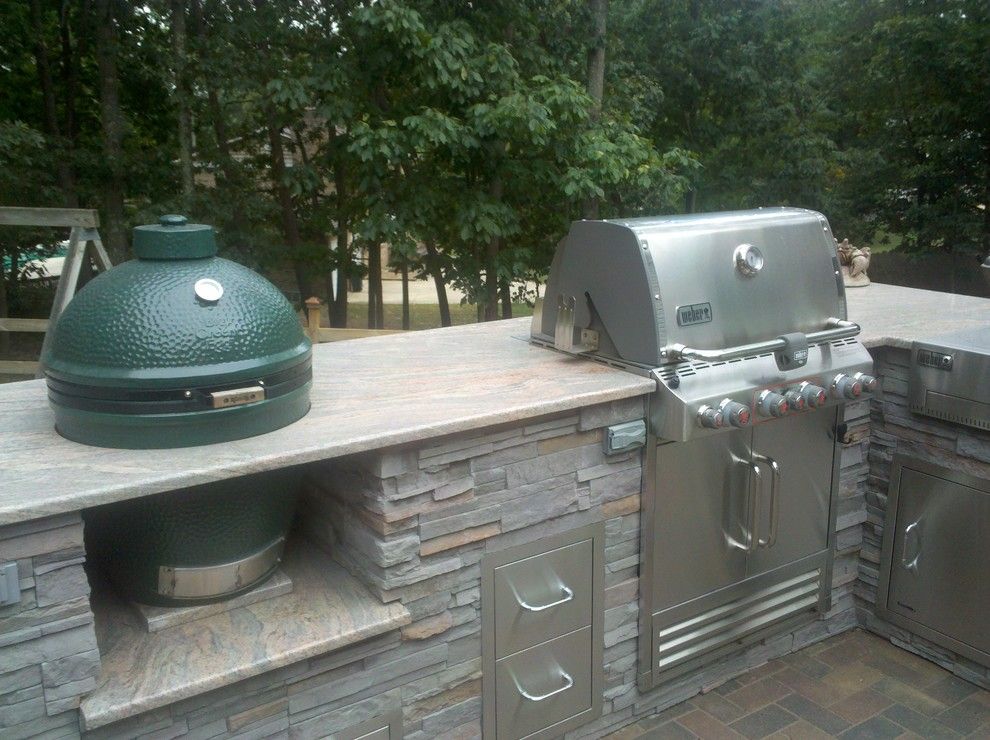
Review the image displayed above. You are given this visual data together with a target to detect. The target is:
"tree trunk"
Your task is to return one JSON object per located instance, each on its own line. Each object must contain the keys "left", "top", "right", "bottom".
{"left": 59, "top": 1, "right": 81, "bottom": 200}
{"left": 171, "top": 0, "right": 195, "bottom": 209}
{"left": 329, "top": 130, "right": 351, "bottom": 327}
{"left": 60, "top": 3, "right": 78, "bottom": 133}
{"left": 400, "top": 258, "right": 410, "bottom": 330}
{"left": 367, "top": 242, "right": 383, "bottom": 329}
{"left": 684, "top": 189, "right": 696, "bottom": 213}
{"left": 93, "top": 0, "right": 127, "bottom": 259}
{"left": 583, "top": 0, "right": 608, "bottom": 220}
{"left": 31, "top": 0, "right": 77, "bottom": 207}
{"left": 484, "top": 237, "right": 500, "bottom": 321}
{"left": 983, "top": 148, "right": 990, "bottom": 257}
{"left": 484, "top": 177, "right": 503, "bottom": 321}
{"left": 424, "top": 239, "right": 451, "bottom": 327}
{"left": 499, "top": 278, "right": 512, "bottom": 319}
{"left": 265, "top": 108, "right": 313, "bottom": 302}
{"left": 190, "top": 0, "right": 245, "bottom": 236}
{"left": 0, "top": 252, "right": 8, "bottom": 355}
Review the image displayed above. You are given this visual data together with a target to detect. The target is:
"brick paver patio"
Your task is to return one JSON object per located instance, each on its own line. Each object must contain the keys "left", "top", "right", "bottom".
{"left": 606, "top": 629, "right": 990, "bottom": 739}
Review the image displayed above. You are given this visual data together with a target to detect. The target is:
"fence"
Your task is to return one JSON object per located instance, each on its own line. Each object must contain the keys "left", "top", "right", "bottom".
{"left": 302, "top": 297, "right": 402, "bottom": 343}
{"left": 0, "top": 319, "right": 48, "bottom": 376}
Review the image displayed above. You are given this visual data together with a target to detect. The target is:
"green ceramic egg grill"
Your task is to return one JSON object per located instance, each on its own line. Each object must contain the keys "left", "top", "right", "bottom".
{"left": 43, "top": 215, "right": 312, "bottom": 449}
{"left": 43, "top": 216, "right": 310, "bottom": 605}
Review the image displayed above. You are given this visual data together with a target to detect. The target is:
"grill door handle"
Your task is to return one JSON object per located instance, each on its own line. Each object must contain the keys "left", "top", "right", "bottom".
{"left": 509, "top": 581, "right": 574, "bottom": 612}
{"left": 510, "top": 667, "right": 574, "bottom": 702}
{"left": 901, "top": 521, "right": 921, "bottom": 573}
{"left": 753, "top": 453, "right": 781, "bottom": 548}
{"left": 664, "top": 318, "right": 860, "bottom": 362}
{"left": 746, "top": 462, "right": 762, "bottom": 553}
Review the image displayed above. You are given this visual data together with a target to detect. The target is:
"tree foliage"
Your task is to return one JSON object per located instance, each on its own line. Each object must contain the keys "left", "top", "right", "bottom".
{"left": 0, "top": 0, "right": 986, "bottom": 328}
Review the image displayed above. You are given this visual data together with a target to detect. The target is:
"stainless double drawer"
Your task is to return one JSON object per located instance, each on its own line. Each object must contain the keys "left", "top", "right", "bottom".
{"left": 482, "top": 524, "right": 604, "bottom": 739}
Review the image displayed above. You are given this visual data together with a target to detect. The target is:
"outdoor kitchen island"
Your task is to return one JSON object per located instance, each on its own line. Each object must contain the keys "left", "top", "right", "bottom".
{"left": 0, "top": 282, "right": 988, "bottom": 740}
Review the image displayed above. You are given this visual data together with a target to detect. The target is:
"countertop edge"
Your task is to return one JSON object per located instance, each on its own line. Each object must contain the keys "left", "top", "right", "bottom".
{"left": 0, "top": 380, "right": 654, "bottom": 527}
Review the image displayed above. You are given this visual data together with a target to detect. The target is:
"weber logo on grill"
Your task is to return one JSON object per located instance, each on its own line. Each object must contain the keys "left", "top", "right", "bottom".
{"left": 917, "top": 349, "right": 953, "bottom": 371}
{"left": 676, "top": 302, "right": 713, "bottom": 327}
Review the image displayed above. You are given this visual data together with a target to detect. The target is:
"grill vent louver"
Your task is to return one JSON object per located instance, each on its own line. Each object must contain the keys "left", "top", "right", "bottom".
{"left": 908, "top": 404, "right": 990, "bottom": 432}
{"left": 654, "top": 569, "right": 822, "bottom": 678}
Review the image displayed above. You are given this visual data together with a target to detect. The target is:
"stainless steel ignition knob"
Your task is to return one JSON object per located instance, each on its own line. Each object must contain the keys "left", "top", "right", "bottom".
{"left": 798, "top": 382, "right": 828, "bottom": 408}
{"left": 783, "top": 389, "right": 806, "bottom": 411}
{"left": 832, "top": 374, "right": 863, "bottom": 400}
{"left": 718, "top": 399, "right": 752, "bottom": 428}
{"left": 757, "top": 390, "right": 789, "bottom": 417}
{"left": 853, "top": 372, "right": 878, "bottom": 393}
{"left": 696, "top": 405, "right": 724, "bottom": 429}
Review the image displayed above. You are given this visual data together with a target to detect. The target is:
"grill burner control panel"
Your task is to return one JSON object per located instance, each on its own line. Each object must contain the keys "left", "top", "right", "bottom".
{"left": 690, "top": 371, "right": 876, "bottom": 430}
{"left": 648, "top": 335, "right": 877, "bottom": 442}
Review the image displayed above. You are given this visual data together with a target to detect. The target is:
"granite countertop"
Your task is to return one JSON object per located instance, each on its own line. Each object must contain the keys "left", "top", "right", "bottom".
{"left": 0, "top": 318, "right": 654, "bottom": 525}
{"left": 1, "top": 283, "right": 987, "bottom": 527}
{"left": 846, "top": 282, "right": 990, "bottom": 349}
{"left": 79, "top": 544, "right": 410, "bottom": 731}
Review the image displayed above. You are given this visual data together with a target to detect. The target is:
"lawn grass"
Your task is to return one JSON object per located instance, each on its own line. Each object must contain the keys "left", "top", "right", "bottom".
{"left": 344, "top": 302, "right": 534, "bottom": 331}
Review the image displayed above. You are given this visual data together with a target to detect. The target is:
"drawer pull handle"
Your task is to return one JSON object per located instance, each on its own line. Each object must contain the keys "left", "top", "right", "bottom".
{"left": 511, "top": 668, "right": 574, "bottom": 702}
{"left": 510, "top": 583, "right": 574, "bottom": 612}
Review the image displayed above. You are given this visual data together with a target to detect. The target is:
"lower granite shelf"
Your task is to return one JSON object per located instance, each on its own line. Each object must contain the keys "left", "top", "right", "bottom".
{"left": 79, "top": 543, "right": 410, "bottom": 731}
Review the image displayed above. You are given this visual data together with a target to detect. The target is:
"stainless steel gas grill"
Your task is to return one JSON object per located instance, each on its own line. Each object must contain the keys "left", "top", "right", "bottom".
{"left": 531, "top": 208, "right": 877, "bottom": 690}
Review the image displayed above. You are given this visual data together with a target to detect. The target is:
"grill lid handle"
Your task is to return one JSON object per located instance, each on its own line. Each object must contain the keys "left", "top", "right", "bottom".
{"left": 662, "top": 317, "right": 859, "bottom": 363}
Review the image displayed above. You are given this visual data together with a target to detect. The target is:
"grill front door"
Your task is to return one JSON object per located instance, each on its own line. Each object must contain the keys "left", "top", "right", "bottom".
{"left": 747, "top": 410, "right": 837, "bottom": 577}
{"left": 653, "top": 430, "right": 751, "bottom": 612}
{"left": 647, "top": 411, "right": 838, "bottom": 685}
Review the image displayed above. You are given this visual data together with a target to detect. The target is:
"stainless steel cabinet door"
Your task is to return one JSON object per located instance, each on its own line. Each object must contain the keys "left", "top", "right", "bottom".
{"left": 747, "top": 410, "right": 836, "bottom": 577}
{"left": 887, "top": 468, "right": 990, "bottom": 655}
{"left": 654, "top": 430, "right": 751, "bottom": 611}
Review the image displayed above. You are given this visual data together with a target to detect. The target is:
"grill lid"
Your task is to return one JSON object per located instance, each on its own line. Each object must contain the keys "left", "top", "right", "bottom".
{"left": 42, "top": 215, "right": 312, "bottom": 448}
{"left": 534, "top": 208, "right": 853, "bottom": 367}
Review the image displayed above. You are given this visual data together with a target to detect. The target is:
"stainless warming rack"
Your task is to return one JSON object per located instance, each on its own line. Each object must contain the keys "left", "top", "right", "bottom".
{"left": 532, "top": 208, "right": 877, "bottom": 688}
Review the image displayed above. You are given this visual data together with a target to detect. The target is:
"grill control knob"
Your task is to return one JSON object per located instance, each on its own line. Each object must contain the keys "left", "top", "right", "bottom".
{"left": 757, "top": 390, "right": 789, "bottom": 418}
{"left": 718, "top": 399, "right": 752, "bottom": 428}
{"left": 783, "top": 389, "right": 806, "bottom": 411}
{"left": 798, "top": 382, "right": 828, "bottom": 408}
{"left": 832, "top": 374, "right": 863, "bottom": 400}
{"left": 854, "top": 372, "right": 878, "bottom": 393}
{"left": 696, "top": 405, "right": 724, "bottom": 429}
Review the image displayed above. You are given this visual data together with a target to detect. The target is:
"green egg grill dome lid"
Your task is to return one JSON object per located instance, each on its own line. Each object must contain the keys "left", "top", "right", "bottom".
{"left": 41, "top": 216, "right": 313, "bottom": 449}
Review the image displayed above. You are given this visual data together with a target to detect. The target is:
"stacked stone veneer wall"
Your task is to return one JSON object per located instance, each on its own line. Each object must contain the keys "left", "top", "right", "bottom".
{"left": 858, "top": 346, "right": 990, "bottom": 690}
{"left": 0, "top": 513, "right": 101, "bottom": 739}
{"left": 0, "top": 395, "right": 874, "bottom": 739}
{"left": 293, "top": 395, "right": 865, "bottom": 740}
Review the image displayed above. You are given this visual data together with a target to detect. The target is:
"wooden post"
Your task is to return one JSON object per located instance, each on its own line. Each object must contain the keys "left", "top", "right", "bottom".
{"left": 304, "top": 296, "right": 322, "bottom": 344}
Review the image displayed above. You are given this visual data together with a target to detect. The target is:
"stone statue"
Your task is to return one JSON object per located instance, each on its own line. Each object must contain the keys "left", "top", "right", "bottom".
{"left": 836, "top": 238, "right": 871, "bottom": 287}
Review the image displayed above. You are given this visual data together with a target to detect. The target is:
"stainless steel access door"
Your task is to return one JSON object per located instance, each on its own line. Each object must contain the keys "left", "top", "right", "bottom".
{"left": 747, "top": 410, "right": 837, "bottom": 577}
{"left": 880, "top": 460, "right": 990, "bottom": 665}
{"left": 653, "top": 430, "right": 752, "bottom": 612}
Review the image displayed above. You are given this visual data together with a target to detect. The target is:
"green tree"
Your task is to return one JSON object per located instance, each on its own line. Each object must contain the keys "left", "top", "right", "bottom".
{"left": 823, "top": 0, "right": 990, "bottom": 254}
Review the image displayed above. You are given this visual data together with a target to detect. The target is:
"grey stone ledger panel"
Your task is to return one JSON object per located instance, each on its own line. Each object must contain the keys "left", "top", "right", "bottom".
{"left": 858, "top": 346, "right": 990, "bottom": 690}
{"left": 0, "top": 512, "right": 100, "bottom": 738}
